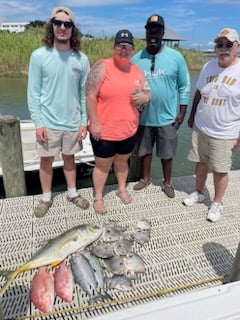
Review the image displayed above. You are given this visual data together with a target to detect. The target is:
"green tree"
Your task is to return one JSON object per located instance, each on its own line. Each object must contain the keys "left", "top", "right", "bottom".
{"left": 25, "top": 20, "right": 46, "bottom": 29}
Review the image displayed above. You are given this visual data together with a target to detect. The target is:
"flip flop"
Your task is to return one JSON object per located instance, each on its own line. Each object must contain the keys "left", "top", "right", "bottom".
{"left": 93, "top": 198, "right": 107, "bottom": 214}
{"left": 116, "top": 190, "right": 132, "bottom": 204}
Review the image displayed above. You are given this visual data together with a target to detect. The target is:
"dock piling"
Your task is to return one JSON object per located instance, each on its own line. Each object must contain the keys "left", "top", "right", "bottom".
{"left": 228, "top": 241, "right": 240, "bottom": 282}
{"left": 0, "top": 115, "right": 27, "bottom": 197}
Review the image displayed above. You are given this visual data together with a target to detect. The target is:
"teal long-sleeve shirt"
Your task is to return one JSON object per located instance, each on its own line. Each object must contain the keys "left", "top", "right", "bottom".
{"left": 27, "top": 47, "right": 90, "bottom": 130}
{"left": 132, "top": 46, "right": 191, "bottom": 126}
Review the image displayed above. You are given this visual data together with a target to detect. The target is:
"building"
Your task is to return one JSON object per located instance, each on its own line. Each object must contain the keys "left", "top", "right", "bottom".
{"left": 140, "top": 26, "right": 186, "bottom": 47}
{"left": 0, "top": 22, "right": 28, "bottom": 33}
{"left": 163, "top": 27, "right": 185, "bottom": 47}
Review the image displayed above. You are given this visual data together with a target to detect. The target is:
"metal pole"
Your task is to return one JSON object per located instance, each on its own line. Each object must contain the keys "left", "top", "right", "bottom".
{"left": 0, "top": 115, "right": 27, "bottom": 197}
{"left": 228, "top": 241, "right": 240, "bottom": 282}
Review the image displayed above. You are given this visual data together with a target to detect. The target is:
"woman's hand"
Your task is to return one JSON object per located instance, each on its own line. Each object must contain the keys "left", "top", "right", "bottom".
{"left": 131, "top": 90, "right": 150, "bottom": 108}
{"left": 90, "top": 122, "right": 101, "bottom": 141}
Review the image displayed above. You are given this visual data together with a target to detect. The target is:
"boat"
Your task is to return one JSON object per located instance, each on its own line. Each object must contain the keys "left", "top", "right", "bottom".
{"left": 0, "top": 120, "right": 95, "bottom": 176}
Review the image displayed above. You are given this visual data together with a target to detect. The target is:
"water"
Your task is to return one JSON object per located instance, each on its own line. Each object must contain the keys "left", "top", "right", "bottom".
{"left": 1, "top": 74, "right": 240, "bottom": 196}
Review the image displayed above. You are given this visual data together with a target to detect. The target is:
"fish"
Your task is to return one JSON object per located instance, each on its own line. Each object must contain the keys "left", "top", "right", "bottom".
{"left": 101, "top": 226, "right": 122, "bottom": 243}
{"left": 70, "top": 253, "right": 105, "bottom": 304}
{"left": 30, "top": 267, "right": 54, "bottom": 313}
{"left": 83, "top": 251, "right": 112, "bottom": 300}
{"left": 124, "top": 252, "right": 145, "bottom": 279}
{"left": 113, "top": 239, "right": 133, "bottom": 256}
{"left": 91, "top": 242, "right": 115, "bottom": 258}
{"left": 53, "top": 262, "right": 73, "bottom": 303}
{"left": 82, "top": 251, "right": 104, "bottom": 289}
{"left": 135, "top": 219, "right": 151, "bottom": 232}
{"left": 104, "top": 256, "right": 126, "bottom": 275}
{"left": 106, "top": 274, "right": 133, "bottom": 291}
{"left": 0, "top": 224, "right": 103, "bottom": 295}
{"left": 134, "top": 230, "right": 151, "bottom": 246}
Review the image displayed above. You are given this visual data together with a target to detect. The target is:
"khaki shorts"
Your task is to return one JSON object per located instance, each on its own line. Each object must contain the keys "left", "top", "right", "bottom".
{"left": 188, "top": 125, "right": 236, "bottom": 173}
{"left": 36, "top": 128, "right": 82, "bottom": 157}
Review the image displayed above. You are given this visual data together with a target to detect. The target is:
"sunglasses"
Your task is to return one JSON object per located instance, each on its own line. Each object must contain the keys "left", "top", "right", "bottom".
{"left": 151, "top": 55, "right": 155, "bottom": 74}
{"left": 215, "top": 41, "right": 234, "bottom": 49}
{"left": 115, "top": 43, "right": 133, "bottom": 51}
{"left": 52, "top": 18, "right": 74, "bottom": 29}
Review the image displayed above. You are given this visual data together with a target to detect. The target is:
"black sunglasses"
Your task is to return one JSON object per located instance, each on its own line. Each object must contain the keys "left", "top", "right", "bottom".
{"left": 151, "top": 55, "right": 155, "bottom": 74}
{"left": 215, "top": 41, "right": 234, "bottom": 49}
{"left": 52, "top": 18, "right": 74, "bottom": 29}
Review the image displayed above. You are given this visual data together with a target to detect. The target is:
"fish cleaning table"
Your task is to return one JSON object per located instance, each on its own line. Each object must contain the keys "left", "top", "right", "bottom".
{"left": 1, "top": 170, "right": 240, "bottom": 319}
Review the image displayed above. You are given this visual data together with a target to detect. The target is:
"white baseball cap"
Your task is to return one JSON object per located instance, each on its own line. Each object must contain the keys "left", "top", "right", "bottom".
{"left": 215, "top": 28, "right": 239, "bottom": 43}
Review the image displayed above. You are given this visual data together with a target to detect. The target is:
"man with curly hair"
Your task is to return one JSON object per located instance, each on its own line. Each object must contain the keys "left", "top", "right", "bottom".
{"left": 28, "top": 7, "right": 90, "bottom": 217}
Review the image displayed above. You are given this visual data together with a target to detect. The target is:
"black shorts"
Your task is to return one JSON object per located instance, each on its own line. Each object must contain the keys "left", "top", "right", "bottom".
{"left": 90, "top": 133, "right": 138, "bottom": 158}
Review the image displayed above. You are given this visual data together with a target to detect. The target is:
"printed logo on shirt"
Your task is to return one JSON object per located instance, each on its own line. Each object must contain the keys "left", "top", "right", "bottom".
{"left": 203, "top": 74, "right": 238, "bottom": 107}
{"left": 144, "top": 68, "right": 166, "bottom": 78}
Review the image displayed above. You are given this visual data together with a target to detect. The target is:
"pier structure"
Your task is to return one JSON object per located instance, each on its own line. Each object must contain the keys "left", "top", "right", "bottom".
{"left": 0, "top": 170, "right": 240, "bottom": 319}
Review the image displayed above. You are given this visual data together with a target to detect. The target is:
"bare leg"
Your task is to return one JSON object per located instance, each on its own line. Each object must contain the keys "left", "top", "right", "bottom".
{"left": 213, "top": 171, "right": 228, "bottom": 203}
{"left": 62, "top": 154, "right": 76, "bottom": 189}
{"left": 39, "top": 156, "right": 55, "bottom": 193}
{"left": 93, "top": 156, "right": 114, "bottom": 200}
{"left": 161, "top": 158, "right": 172, "bottom": 186}
{"left": 142, "top": 154, "right": 152, "bottom": 183}
{"left": 114, "top": 153, "right": 131, "bottom": 192}
{"left": 195, "top": 162, "right": 209, "bottom": 193}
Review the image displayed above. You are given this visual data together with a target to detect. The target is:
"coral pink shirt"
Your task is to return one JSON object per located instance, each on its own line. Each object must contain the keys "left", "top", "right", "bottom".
{"left": 93, "top": 58, "right": 144, "bottom": 141}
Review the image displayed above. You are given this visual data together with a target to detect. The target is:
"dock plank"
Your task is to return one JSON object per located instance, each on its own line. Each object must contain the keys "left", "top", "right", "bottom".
{"left": 0, "top": 170, "right": 240, "bottom": 319}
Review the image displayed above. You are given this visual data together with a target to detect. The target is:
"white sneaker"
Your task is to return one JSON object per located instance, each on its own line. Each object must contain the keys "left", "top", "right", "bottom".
{"left": 182, "top": 191, "right": 205, "bottom": 206}
{"left": 207, "top": 202, "right": 223, "bottom": 222}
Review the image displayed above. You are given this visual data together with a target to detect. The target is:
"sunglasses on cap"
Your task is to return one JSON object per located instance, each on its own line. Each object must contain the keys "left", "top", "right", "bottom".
{"left": 215, "top": 41, "right": 235, "bottom": 49}
{"left": 115, "top": 43, "right": 133, "bottom": 51}
{"left": 52, "top": 18, "right": 74, "bottom": 29}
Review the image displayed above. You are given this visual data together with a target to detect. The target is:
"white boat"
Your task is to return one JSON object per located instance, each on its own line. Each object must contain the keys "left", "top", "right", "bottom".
{"left": 0, "top": 120, "right": 95, "bottom": 176}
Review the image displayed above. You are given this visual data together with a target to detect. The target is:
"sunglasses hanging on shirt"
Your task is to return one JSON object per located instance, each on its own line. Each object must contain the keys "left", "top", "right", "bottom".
{"left": 151, "top": 55, "right": 155, "bottom": 74}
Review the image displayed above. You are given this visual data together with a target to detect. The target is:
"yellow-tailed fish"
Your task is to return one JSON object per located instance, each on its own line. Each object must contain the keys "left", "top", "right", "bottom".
{"left": 0, "top": 224, "right": 103, "bottom": 295}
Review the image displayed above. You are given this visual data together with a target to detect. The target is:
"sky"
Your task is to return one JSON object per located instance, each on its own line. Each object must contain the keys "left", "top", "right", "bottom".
{"left": 1, "top": 0, "right": 240, "bottom": 50}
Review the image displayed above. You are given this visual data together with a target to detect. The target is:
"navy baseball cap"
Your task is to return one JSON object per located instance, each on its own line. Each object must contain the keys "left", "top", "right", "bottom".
{"left": 114, "top": 29, "right": 134, "bottom": 45}
{"left": 145, "top": 14, "right": 165, "bottom": 29}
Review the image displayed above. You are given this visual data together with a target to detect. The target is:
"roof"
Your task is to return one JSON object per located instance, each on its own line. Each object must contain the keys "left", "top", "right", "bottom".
{"left": 163, "top": 26, "right": 186, "bottom": 41}
{"left": 139, "top": 26, "right": 186, "bottom": 43}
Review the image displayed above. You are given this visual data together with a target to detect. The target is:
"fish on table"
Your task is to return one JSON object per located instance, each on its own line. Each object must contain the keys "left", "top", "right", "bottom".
{"left": 82, "top": 250, "right": 112, "bottom": 300}
{"left": 70, "top": 252, "right": 107, "bottom": 304}
{"left": 105, "top": 274, "right": 133, "bottom": 291}
{"left": 53, "top": 261, "right": 74, "bottom": 303}
{"left": 91, "top": 242, "right": 115, "bottom": 258}
{"left": 30, "top": 267, "right": 54, "bottom": 313}
{"left": 0, "top": 224, "right": 103, "bottom": 295}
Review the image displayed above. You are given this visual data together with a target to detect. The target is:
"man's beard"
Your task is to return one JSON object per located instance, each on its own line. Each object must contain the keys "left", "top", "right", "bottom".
{"left": 146, "top": 39, "right": 161, "bottom": 55}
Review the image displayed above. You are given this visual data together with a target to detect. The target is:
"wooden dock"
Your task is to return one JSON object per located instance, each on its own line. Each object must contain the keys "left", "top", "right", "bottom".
{"left": 1, "top": 170, "right": 240, "bottom": 319}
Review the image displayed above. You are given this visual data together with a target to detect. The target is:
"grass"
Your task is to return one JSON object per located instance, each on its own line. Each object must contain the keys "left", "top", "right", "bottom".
{"left": 0, "top": 28, "right": 205, "bottom": 76}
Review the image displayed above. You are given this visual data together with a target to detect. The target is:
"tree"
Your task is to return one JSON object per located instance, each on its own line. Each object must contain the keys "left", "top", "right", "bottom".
{"left": 25, "top": 20, "right": 46, "bottom": 29}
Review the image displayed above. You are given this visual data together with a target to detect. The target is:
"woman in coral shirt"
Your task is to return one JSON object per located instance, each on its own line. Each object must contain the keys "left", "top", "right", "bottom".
{"left": 86, "top": 29, "right": 150, "bottom": 214}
